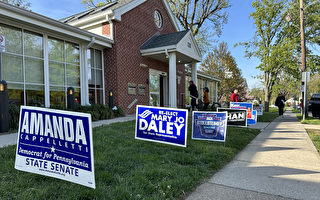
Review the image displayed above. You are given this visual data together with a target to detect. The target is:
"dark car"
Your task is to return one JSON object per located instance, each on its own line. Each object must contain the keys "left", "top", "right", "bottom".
{"left": 310, "top": 93, "right": 320, "bottom": 118}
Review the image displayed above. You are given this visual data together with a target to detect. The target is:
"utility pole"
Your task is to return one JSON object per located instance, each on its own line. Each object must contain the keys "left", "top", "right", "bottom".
{"left": 300, "top": 0, "right": 308, "bottom": 120}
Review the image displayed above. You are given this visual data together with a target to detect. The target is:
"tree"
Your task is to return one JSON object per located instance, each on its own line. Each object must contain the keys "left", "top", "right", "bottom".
{"left": 81, "top": 0, "right": 230, "bottom": 53}
{"left": 1, "top": 0, "right": 30, "bottom": 9}
{"left": 250, "top": 87, "right": 264, "bottom": 102}
{"left": 238, "top": 0, "right": 298, "bottom": 112}
{"left": 81, "top": 0, "right": 112, "bottom": 9}
{"left": 201, "top": 42, "right": 246, "bottom": 103}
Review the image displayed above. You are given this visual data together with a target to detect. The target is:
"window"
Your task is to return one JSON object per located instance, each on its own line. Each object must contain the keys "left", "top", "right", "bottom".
{"left": 48, "top": 37, "right": 81, "bottom": 107}
{"left": 0, "top": 24, "right": 44, "bottom": 106}
{"left": 154, "top": 10, "right": 163, "bottom": 29}
{"left": 87, "top": 49, "right": 103, "bottom": 104}
{"left": 209, "top": 81, "right": 215, "bottom": 102}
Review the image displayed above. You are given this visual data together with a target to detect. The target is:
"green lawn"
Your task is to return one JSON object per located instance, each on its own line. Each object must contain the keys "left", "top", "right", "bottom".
{"left": 307, "top": 129, "right": 320, "bottom": 154}
{"left": 257, "top": 107, "right": 279, "bottom": 122}
{"left": 297, "top": 114, "right": 320, "bottom": 125}
{"left": 0, "top": 120, "right": 260, "bottom": 200}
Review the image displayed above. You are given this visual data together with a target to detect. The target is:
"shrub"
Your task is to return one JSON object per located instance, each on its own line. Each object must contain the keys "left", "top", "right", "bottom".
{"left": 113, "top": 106, "right": 125, "bottom": 117}
{"left": 8, "top": 104, "right": 125, "bottom": 132}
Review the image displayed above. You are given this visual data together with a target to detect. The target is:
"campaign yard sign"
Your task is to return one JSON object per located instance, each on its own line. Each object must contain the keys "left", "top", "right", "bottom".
{"left": 230, "top": 102, "right": 254, "bottom": 119}
{"left": 217, "top": 108, "right": 247, "bottom": 127}
{"left": 247, "top": 110, "right": 257, "bottom": 125}
{"left": 135, "top": 105, "right": 188, "bottom": 147}
{"left": 253, "top": 104, "right": 263, "bottom": 116}
{"left": 15, "top": 106, "right": 95, "bottom": 189}
{"left": 192, "top": 111, "right": 227, "bottom": 142}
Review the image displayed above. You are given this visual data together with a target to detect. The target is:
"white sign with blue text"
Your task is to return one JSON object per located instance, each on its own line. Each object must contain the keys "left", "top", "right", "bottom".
{"left": 135, "top": 105, "right": 188, "bottom": 147}
{"left": 15, "top": 106, "right": 95, "bottom": 189}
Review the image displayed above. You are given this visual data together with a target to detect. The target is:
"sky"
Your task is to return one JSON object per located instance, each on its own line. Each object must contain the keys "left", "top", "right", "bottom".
{"left": 28, "top": 0, "right": 263, "bottom": 89}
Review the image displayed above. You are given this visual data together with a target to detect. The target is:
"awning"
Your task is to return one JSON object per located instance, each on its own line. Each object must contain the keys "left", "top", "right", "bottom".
{"left": 140, "top": 30, "right": 202, "bottom": 63}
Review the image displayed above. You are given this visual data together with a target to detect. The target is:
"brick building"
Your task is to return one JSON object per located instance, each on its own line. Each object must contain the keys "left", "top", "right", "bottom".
{"left": 62, "top": 0, "right": 203, "bottom": 113}
{"left": 0, "top": 0, "right": 219, "bottom": 113}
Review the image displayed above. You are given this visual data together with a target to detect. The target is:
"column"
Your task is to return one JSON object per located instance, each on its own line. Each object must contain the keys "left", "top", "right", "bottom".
{"left": 43, "top": 35, "right": 50, "bottom": 108}
{"left": 169, "top": 52, "right": 177, "bottom": 108}
{"left": 191, "top": 61, "right": 197, "bottom": 86}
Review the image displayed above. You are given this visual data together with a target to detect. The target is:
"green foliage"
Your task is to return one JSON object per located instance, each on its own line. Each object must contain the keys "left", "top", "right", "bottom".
{"left": 0, "top": 120, "right": 260, "bottom": 199}
{"left": 238, "top": 0, "right": 300, "bottom": 112}
{"left": 7, "top": 104, "right": 125, "bottom": 131}
{"left": 239, "top": 0, "right": 320, "bottom": 111}
{"left": 250, "top": 87, "right": 264, "bottom": 102}
{"left": 201, "top": 42, "right": 247, "bottom": 102}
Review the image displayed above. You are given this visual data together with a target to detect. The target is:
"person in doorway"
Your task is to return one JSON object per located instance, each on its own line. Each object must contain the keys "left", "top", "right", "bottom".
{"left": 189, "top": 80, "right": 198, "bottom": 111}
{"left": 203, "top": 87, "right": 210, "bottom": 110}
{"left": 231, "top": 89, "right": 240, "bottom": 102}
{"left": 275, "top": 93, "right": 286, "bottom": 117}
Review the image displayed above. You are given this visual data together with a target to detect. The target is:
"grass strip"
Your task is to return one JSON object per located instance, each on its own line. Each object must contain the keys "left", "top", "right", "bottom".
{"left": 257, "top": 108, "right": 279, "bottom": 122}
{"left": 297, "top": 114, "right": 320, "bottom": 125}
{"left": 307, "top": 129, "right": 320, "bottom": 154}
{"left": 0, "top": 120, "right": 259, "bottom": 200}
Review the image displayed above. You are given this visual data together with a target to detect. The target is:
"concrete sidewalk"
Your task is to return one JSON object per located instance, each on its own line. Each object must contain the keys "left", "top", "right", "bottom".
{"left": 0, "top": 115, "right": 135, "bottom": 148}
{"left": 186, "top": 112, "right": 320, "bottom": 200}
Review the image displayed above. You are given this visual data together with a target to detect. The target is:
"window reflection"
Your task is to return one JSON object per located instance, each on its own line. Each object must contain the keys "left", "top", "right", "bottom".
{"left": 50, "top": 86, "right": 65, "bottom": 107}
{"left": 26, "top": 85, "right": 44, "bottom": 107}
{"left": 87, "top": 49, "right": 103, "bottom": 104}
{"left": 7, "top": 83, "right": 24, "bottom": 106}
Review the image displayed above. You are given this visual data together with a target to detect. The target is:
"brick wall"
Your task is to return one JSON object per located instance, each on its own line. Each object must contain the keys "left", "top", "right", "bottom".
{"left": 104, "top": 0, "right": 186, "bottom": 113}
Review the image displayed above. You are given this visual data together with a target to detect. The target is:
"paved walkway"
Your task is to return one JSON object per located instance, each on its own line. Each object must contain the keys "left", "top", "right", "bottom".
{"left": 0, "top": 115, "right": 135, "bottom": 148}
{"left": 186, "top": 112, "right": 320, "bottom": 200}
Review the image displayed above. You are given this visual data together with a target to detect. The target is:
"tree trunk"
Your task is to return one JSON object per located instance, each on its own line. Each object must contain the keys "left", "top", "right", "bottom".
{"left": 264, "top": 84, "right": 270, "bottom": 112}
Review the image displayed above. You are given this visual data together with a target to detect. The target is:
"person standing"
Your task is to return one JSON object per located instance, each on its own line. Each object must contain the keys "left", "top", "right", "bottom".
{"left": 275, "top": 93, "right": 286, "bottom": 117}
{"left": 203, "top": 87, "right": 210, "bottom": 110}
{"left": 189, "top": 80, "right": 198, "bottom": 111}
{"left": 231, "top": 89, "right": 240, "bottom": 102}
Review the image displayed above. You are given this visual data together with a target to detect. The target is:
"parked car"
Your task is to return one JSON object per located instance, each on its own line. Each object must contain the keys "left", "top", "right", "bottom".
{"left": 310, "top": 93, "right": 320, "bottom": 118}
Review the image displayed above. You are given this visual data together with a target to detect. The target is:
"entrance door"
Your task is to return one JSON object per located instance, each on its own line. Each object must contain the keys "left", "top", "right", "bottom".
{"left": 149, "top": 69, "right": 167, "bottom": 107}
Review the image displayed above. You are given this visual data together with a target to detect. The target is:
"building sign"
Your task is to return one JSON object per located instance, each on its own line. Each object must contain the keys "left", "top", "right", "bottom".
{"left": 128, "top": 83, "right": 136, "bottom": 95}
{"left": 253, "top": 104, "right": 263, "bottom": 116}
{"left": 15, "top": 106, "right": 95, "bottom": 188}
{"left": 138, "top": 84, "right": 146, "bottom": 95}
{"left": 247, "top": 110, "right": 257, "bottom": 125}
{"left": 230, "top": 102, "right": 253, "bottom": 119}
{"left": 217, "top": 108, "right": 247, "bottom": 127}
{"left": 0, "top": 34, "right": 5, "bottom": 52}
{"left": 135, "top": 105, "right": 188, "bottom": 147}
{"left": 192, "top": 111, "right": 227, "bottom": 142}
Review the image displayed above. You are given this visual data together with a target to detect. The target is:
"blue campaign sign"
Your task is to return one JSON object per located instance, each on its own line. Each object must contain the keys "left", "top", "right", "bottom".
{"left": 15, "top": 106, "right": 95, "bottom": 189}
{"left": 253, "top": 104, "right": 263, "bottom": 116}
{"left": 135, "top": 105, "right": 188, "bottom": 147}
{"left": 192, "top": 111, "right": 227, "bottom": 142}
{"left": 247, "top": 110, "right": 257, "bottom": 125}
{"left": 230, "top": 102, "right": 254, "bottom": 119}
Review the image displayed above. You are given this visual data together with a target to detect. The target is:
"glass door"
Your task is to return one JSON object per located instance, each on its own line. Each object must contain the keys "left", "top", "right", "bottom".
{"left": 149, "top": 71, "right": 160, "bottom": 106}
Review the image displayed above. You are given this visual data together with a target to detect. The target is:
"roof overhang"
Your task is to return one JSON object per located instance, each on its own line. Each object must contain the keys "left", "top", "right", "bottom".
{"left": 0, "top": 2, "right": 113, "bottom": 48}
{"left": 140, "top": 30, "right": 202, "bottom": 63}
{"left": 65, "top": 0, "right": 180, "bottom": 32}
{"left": 185, "top": 68, "right": 221, "bottom": 82}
